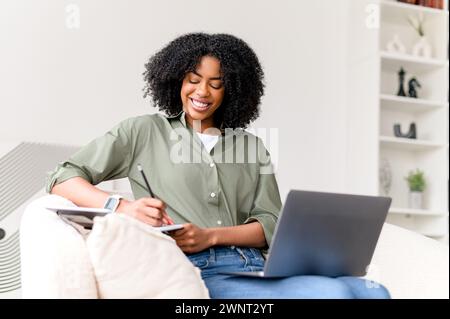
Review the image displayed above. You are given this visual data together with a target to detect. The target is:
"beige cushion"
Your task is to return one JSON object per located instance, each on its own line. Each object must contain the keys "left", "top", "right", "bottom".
{"left": 86, "top": 213, "right": 210, "bottom": 299}
{"left": 20, "top": 195, "right": 98, "bottom": 298}
{"left": 366, "top": 223, "right": 449, "bottom": 299}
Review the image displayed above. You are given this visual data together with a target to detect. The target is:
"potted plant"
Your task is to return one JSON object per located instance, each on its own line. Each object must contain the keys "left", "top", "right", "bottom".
{"left": 408, "top": 13, "right": 432, "bottom": 58}
{"left": 405, "top": 169, "right": 426, "bottom": 209}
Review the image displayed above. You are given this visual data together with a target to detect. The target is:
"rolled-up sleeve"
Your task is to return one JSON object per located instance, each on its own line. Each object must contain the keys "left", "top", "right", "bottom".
{"left": 244, "top": 138, "right": 282, "bottom": 247}
{"left": 45, "top": 119, "right": 133, "bottom": 193}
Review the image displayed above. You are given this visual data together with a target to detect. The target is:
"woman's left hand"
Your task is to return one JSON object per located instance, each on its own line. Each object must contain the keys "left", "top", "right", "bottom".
{"left": 170, "top": 223, "right": 216, "bottom": 254}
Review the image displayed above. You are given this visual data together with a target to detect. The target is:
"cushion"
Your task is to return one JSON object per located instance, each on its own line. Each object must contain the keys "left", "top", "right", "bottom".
{"left": 86, "top": 213, "right": 210, "bottom": 299}
{"left": 20, "top": 195, "right": 98, "bottom": 298}
{"left": 366, "top": 223, "right": 449, "bottom": 299}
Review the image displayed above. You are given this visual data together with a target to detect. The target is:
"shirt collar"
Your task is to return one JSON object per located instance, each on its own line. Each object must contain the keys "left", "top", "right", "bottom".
{"left": 166, "top": 110, "right": 187, "bottom": 127}
{"left": 166, "top": 110, "right": 234, "bottom": 137}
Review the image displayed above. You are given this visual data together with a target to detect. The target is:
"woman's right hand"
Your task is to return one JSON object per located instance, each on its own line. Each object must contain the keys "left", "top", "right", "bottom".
{"left": 116, "top": 197, "right": 174, "bottom": 226}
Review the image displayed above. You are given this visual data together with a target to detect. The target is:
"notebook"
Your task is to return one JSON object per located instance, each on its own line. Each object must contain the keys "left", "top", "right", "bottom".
{"left": 46, "top": 205, "right": 184, "bottom": 232}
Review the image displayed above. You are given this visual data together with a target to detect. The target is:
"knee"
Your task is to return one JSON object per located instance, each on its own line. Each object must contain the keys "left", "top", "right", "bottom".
{"left": 320, "top": 279, "right": 356, "bottom": 299}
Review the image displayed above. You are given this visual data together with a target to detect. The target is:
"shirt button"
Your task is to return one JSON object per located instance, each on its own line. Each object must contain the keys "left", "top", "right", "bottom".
{"left": 210, "top": 192, "right": 216, "bottom": 198}
{"left": 217, "top": 220, "right": 222, "bottom": 225}
{"left": 209, "top": 163, "right": 215, "bottom": 168}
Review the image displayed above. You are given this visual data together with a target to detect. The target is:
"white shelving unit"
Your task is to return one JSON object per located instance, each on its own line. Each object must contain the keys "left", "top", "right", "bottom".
{"left": 347, "top": 0, "right": 449, "bottom": 243}
{"left": 379, "top": 0, "right": 449, "bottom": 243}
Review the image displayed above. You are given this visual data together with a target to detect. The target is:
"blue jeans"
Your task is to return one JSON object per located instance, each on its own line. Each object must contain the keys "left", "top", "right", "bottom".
{"left": 186, "top": 246, "right": 390, "bottom": 299}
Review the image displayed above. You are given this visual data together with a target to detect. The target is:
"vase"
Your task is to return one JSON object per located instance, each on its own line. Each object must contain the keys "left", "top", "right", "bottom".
{"left": 379, "top": 158, "right": 392, "bottom": 196}
{"left": 408, "top": 191, "right": 423, "bottom": 210}
{"left": 412, "top": 36, "right": 432, "bottom": 59}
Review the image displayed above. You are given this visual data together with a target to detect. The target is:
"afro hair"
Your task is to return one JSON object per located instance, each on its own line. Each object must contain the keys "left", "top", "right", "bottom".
{"left": 143, "top": 33, "right": 265, "bottom": 129}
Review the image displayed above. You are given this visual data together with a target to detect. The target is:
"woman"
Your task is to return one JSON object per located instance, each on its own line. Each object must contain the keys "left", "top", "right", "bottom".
{"left": 47, "top": 33, "right": 390, "bottom": 299}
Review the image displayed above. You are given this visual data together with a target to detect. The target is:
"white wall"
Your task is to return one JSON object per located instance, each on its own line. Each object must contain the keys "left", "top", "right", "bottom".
{"left": 0, "top": 0, "right": 361, "bottom": 201}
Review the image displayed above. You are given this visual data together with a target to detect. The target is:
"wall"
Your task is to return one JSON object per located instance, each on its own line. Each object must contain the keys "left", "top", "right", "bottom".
{"left": 0, "top": 0, "right": 356, "bottom": 201}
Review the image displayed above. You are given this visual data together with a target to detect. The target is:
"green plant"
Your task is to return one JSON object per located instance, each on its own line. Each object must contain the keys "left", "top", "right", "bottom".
{"left": 405, "top": 169, "right": 426, "bottom": 192}
{"left": 407, "top": 14, "right": 425, "bottom": 37}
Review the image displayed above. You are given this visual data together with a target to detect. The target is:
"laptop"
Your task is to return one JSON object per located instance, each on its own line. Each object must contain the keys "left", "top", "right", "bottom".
{"left": 222, "top": 190, "right": 391, "bottom": 278}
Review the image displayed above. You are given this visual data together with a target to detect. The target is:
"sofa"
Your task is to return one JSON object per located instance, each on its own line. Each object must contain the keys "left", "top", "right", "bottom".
{"left": 20, "top": 195, "right": 449, "bottom": 299}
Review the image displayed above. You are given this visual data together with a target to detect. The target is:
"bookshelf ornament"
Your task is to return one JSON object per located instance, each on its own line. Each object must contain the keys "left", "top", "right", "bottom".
{"left": 394, "top": 122, "right": 417, "bottom": 139}
{"left": 408, "top": 13, "right": 432, "bottom": 59}
{"left": 379, "top": 158, "right": 393, "bottom": 196}
{"left": 405, "top": 169, "right": 426, "bottom": 210}
{"left": 408, "top": 77, "right": 421, "bottom": 98}
{"left": 397, "top": 67, "right": 407, "bottom": 97}
{"left": 412, "top": 36, "right": 432, "bottom": 59}
{"left": 386, "top": 34, "right": 406, "bottom": 54}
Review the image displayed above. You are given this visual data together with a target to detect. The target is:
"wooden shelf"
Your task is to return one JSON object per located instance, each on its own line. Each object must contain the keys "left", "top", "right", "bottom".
{"left": 380, "top": 51, "right": 448, "bottom": 72}
{"left": 389, "top": 207, "right": 448, "bottom": 216}
{"left": 380, "top": 94, "right": 448, "bottom": 113}
{"left": 379, "top": 136, "right": 448, "bottom": 151}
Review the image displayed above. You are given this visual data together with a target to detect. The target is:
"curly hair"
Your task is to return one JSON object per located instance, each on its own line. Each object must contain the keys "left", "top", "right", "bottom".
{"left": 143, "top": 33, "right": 265, "bottom": 129}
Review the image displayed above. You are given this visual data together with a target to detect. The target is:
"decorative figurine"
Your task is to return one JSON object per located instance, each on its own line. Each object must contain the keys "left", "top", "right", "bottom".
{"left": 379, "top": 158, "right": 393, "bottom": 196}
{"left": 394, "top": 123, "right": 417, "bottom": 139}
{"left": 408, "top": 77, "right": 421, "bottom": 98}
{"left": 397, "top": 67, "right": 407, "bottom": 97}
{"left": 386, "top": 34, "right": 406, "bottom": 54}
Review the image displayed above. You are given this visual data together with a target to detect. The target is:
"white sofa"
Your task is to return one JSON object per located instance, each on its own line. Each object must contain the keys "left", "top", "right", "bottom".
{"left": 20, "top": 195, "right": 449, "bottom": 299}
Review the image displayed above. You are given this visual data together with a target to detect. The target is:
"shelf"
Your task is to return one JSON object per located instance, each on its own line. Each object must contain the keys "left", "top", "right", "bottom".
{"left": 379, "top": 136, "right": 447, "bottom": 151}
{"left": 380, "top": 0, "right": 449, "bottom": 16}
{"left": 380, "top": 94, "right": 448, "bottom": 113}
{"left": 389, "top": 207, "right": 448, "bottom": 216}
{"left": 380, "top": 51, "right": 448, "bottom": 72}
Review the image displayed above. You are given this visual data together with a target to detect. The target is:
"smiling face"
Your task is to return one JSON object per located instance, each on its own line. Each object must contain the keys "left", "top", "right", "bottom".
{"left": 181, "top": 55, "right": 225, "bottom": 132}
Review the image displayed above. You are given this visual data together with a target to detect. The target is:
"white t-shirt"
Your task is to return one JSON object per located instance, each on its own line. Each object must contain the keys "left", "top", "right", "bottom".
{"left": 196, "top": 132, "right": 219, "bottom": 153}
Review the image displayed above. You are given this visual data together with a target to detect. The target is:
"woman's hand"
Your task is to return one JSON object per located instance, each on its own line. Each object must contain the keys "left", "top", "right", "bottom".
{"left": 170, "top": 223, "right": 216, "bottom": 254}
{"left": 116, "top": 197, "right": 174, "bottom": 226}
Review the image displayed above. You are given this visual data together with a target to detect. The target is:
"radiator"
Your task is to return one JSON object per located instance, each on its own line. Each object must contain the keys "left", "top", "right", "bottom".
{"left": 0, "top": 142, "right": 79, "bottom": 298}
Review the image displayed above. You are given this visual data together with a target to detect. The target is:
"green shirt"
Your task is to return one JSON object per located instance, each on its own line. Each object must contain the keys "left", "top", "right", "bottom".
{"left": 46, "top": 112, "right": 282, "bottom": 246}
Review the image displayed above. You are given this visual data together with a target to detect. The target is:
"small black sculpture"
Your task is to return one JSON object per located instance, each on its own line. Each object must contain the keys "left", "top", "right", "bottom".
{"left": 408, "top": 77, "right": 421, "bottom": 98}
{"left": 397, "top": 67, "right": 406, "bottom": 97}
{"left": 394, "top": 123, "right": 417, "bottom": 139}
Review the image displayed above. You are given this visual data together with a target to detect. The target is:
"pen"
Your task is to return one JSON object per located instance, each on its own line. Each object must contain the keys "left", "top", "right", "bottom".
{"left": 137, "top": 164, "right": 174, "bottom": 225}
{"left": 137, "top": 164, "right": 155, "bottom": 197}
